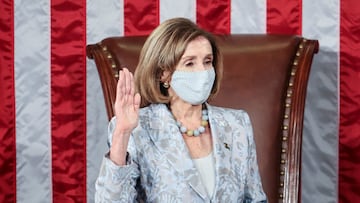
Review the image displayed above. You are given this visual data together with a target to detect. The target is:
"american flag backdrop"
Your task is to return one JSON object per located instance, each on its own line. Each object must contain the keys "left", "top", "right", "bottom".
{"left": 0, "top": 0, "right": 359, "bottom": 202}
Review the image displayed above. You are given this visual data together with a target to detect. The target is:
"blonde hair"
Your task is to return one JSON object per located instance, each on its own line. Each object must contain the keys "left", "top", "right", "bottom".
{"left": 134, "top": 17, "right": 223, "bottom": 107}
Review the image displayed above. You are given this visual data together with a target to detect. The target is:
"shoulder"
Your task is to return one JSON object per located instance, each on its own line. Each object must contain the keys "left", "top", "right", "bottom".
{"left": 207, "top": 104, "right": 247, "bottom": 114}
{"left": 138, "top": 103, "right": 168, "bottom": 116}
{"left": 132, "top": 103, "right": 172, "bottom": 139}
{"left": 207, "top": 104, "right": 251, "bottom": 126}
{"left": 137, "top": 103, "right": 170, "bottom": 126}
{"left": 108, "top": 104, "right": 161, "bottom": 132}
{"left": 108, "top": 103, "right": 169, "bottom": 140}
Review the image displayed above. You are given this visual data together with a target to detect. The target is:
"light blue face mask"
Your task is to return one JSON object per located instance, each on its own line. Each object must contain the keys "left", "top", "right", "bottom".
{"left": 170, "top": 68, "right": 216, "bottom": 105}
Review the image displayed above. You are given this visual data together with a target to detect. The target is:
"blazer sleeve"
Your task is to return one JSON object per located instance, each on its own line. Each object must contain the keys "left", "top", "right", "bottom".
{"left": 95, "top": 117, "right": 140, "bottom": 203}
{"left": 242, "top": 112, "right": 268, "bottom": 202}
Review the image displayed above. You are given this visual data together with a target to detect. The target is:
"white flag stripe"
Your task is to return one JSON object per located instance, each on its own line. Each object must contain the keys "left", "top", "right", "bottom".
{"left": 230, "top": 0, "right": 267, "bottom": 33}
{"left": 5, "top": 1, "right": 341, "bottom": 202}
{"left": 14, "top": 0, "right": 52, "bottom": 202}
{"left": 160, "top": 0, "right": 196, "bottom": 23}
{"left": 302, "top": 0, "right": 339, "bottom": 202}
{"left": 86, "top": 0, "right": 124, "bottom": 201}
{"left": 86, "top": 0, "right": 124, "bottom": 44}
{"left": 86, "top": 57, "right": 109, "bottom": 202}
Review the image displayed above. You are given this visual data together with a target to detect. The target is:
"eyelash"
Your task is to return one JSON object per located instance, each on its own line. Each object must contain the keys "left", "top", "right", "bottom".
{"left": 205, "top": 60, "right": 212, "bottom": 65}
{"left": 185, "top": 62, "right": 194, "bottom": 67}
{"left": 185, "top": 60, "right": 212, "bottom": 67}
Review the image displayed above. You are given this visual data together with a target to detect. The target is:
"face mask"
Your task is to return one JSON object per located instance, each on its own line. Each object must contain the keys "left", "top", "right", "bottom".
{"left": 170, "top": 68, "right": 216, "bottom": 105}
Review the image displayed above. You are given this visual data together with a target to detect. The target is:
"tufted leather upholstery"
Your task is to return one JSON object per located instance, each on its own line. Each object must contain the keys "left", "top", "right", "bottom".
{"left": 86, "top": 34, "right": 319, "bottom": 203}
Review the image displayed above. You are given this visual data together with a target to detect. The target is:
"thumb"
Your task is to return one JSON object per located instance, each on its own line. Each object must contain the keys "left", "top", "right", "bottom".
{"left": 133, "top": 93, "right": 141, "bottom": 111}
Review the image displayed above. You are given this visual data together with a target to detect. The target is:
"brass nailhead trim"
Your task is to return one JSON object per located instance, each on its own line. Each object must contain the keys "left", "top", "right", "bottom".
{"left": 278, "top": 39, "right": 305, "bottom": 201}
{"left": 100, "top": 44, "right": 118, "bottom": 79}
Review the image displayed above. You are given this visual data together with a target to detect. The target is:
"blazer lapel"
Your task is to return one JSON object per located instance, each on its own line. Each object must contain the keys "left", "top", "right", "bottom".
{"left": 206, "top": 104, "right": 234, "bottom": 198}
{"left": 146, "top": 104, "right": 208, "bottom": 199}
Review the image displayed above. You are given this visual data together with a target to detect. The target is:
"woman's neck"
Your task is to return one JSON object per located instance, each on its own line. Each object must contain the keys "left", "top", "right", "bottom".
{"left": 169, "top": 101, "right": 203, "bottom": 127}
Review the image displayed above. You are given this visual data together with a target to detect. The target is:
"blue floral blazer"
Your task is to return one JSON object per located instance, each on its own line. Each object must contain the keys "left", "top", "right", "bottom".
{"left": 95, "top": 103, "right": 267, "bottom": 203}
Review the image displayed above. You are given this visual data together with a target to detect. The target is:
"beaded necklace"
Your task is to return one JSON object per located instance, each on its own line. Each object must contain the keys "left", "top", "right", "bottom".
{"left": 174, "top": 106, "right": 209, "bottom": 137}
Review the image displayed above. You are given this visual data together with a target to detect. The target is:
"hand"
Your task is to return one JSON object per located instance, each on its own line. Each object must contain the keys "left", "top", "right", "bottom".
{"left": 114, "top": 68, "right": 141, "bottom": 134}
{"left": 110, "top": 68, "right": 141, "bottom": 165}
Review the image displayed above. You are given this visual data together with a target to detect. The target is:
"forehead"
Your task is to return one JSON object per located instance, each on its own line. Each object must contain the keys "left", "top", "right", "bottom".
{"left": 182, "top": 36, "right": 213, "bottom": 56}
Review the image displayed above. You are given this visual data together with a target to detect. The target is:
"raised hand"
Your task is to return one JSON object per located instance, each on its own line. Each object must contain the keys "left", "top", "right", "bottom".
{"left": 114, "top": 68, "right": 141, "bottom": 134}
{"left": 110, "top": 68, "right": 141, "bottom": 165}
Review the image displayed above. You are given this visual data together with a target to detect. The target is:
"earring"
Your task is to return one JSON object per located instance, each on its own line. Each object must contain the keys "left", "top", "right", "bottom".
{"left": 163, "top": 82, "right": 170, "bottom": 89}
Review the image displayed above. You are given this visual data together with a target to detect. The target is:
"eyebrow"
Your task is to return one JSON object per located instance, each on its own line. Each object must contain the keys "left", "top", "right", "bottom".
{"left": 180, "top": 54, "right": 213, "bottom": 61}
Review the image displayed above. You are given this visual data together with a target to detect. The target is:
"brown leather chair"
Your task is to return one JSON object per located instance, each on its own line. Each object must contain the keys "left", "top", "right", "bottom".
{"left": 86, "top": 34, "right": 319, "bottom": 203}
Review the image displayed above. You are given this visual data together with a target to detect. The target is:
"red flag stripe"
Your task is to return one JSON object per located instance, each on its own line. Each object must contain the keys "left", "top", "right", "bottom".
{"left": 124, "top": 0, "right": 159, "bottom": 36}
{"left": 50, "top": 1, "right": 87, "bottom": 202}
{"left": 339, "top": 0, "right": 360, "bottom": 202}
{"left": 266, "top": 0, "right": 302, "bottom": 35}
{"left": 196, "top": 0, "right": 231, "bottom": 34}
{"left": 0, "top": 0, "right": 16, "bottom": 202}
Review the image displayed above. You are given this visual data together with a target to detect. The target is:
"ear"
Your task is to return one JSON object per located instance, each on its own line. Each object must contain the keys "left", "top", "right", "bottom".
{"left": 161, "top": 70, "right": 171, "bottom": 82}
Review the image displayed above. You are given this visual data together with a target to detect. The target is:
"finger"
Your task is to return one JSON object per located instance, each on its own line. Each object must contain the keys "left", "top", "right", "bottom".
{"left": 121, "top": 69, "right": 127, "bottom": 97}
{"left": 134, "top": 93, "right": 141, "bottom": 112}
{"left": 117, "top": 70, "right": 124, "bottom": 99}
{"left": 124, "top": 68, "right": 131, "bottom": 95}
{"left": 130, "top": 71, "right": 135, "bottom": 96}
{"left": 126, "top": 72, "right": 135, "bottom": 105}
{"left": 114, "top": 70, "right": 124, "bottom": 116}
{"left": 125, "top": 68, "right": 134, "bottom": 105}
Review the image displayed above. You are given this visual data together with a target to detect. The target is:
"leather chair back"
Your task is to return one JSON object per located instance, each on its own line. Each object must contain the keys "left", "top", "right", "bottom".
{"left": 87, "top": 34, "right": 319, "bottom": 203}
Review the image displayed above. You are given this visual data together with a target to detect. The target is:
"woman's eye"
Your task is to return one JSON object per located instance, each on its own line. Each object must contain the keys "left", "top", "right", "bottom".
{"left": 185, "top": 62, "right": 194, "bottom": 67}
{"left": 205, "top": 60, "right": 213, "bottom": 65}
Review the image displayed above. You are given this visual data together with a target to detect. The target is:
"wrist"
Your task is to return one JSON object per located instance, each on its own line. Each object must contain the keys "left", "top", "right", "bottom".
{"left": 109, "top": 145, "right": 127, "bottom": 165}
{"left": 109, "top": 130, "right": 130, "bottom": 166}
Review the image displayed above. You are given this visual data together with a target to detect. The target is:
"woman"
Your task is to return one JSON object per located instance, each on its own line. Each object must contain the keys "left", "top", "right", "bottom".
{"left": 95, "top": 18, "right": 267, "bottom": 202}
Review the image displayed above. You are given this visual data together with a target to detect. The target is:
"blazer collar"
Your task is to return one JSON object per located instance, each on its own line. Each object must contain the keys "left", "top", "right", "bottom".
{"left": 146, "top": 103, "right": 233, "bottom": 200}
